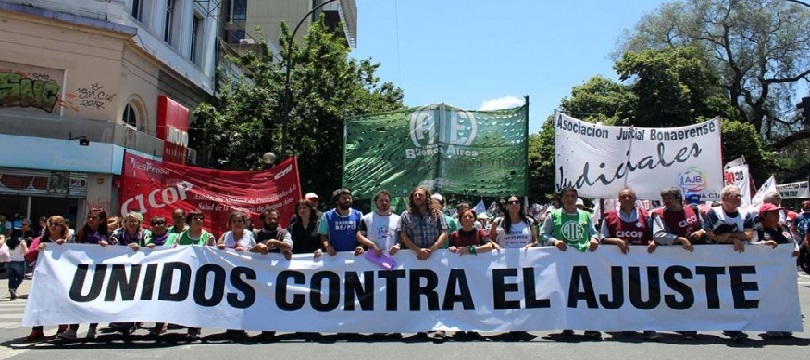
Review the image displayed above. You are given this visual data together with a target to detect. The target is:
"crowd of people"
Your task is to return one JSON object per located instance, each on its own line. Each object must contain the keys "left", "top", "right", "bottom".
{"left": 2, "top": 184, "right": 808, "bottom": 343}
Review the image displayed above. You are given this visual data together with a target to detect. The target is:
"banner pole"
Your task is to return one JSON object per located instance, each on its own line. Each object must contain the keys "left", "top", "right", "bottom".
{"left": 524, "top": 95, "right": 530, "bottom": 199}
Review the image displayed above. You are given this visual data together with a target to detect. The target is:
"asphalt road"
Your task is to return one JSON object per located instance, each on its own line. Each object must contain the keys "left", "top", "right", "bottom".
{"left": 0, "top": 272, "right": 809, "bottom": 359}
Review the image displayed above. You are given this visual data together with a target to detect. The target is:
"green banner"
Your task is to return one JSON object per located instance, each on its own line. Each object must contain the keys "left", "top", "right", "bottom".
{"left": 343, "top": 103, "right": 528, "bottom": 199}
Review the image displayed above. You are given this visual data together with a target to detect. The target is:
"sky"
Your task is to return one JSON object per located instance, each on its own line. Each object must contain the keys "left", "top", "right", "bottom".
{"left": 349, "top": 0, "right": 668, "bottom": 134}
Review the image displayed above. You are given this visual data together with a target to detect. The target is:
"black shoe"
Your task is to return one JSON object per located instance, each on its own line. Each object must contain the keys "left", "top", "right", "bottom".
{"left": 560, "top": 329, "right": 575, "bottom": 336}
{"left": 723, "top": 331, "right": 748, "bottom": 343}
{"left": 583, "top": 331, "right": 602, "bottom": 340}
{"left": 429, "top": 330, "right": 447, "bottom": 341}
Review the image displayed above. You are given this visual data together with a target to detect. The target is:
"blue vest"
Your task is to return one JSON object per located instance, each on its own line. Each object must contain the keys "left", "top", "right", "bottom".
{"left": 325, "top": 208, "right": 362, "bottom": 251}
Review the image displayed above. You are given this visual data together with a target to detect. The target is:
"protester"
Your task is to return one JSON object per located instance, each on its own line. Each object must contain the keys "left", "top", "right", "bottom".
{"left": 290, "top": 199, "right": 322, "bottom": 258}
{"left": 431, "top": 193, "right": 458, "bottom": 242}
{"left": 600, "top": 188, "right": 660, "bottom": 341}
{"left": 174, "top": 210, "right": 215, "bottom": 246}
{"left": 144, "top": 216, "right": 178, "bottom": 248}
{"left": 792, "top": 201, "right": 810, "bottom": 243}
{"left": 477, "top": 213, "right": 491, "bottom": 232}
{"left": 72, "top": 208, "right": 111, "bottom": 339}
{"left": 168, "top": 208, "right": 188, "bottom": 234}
{"left": 703, "top": 185, "right": 754, "bottom": 343}
{"left": 489, "top": 195, "right": 538, "bottom": 250}
{"left": 107, "top": 216, "right": 121, "bottom": 233}
{"left": 541, "top": 187, "right": 600, "bottom": 339}
{"left": 253, "top": 208, "right": 293, "bottom": 259}
{"left": 2, "top": 224, "right": 29, "bottom": 300}
{"left": 397, "top": 187, "right": 448, "bottom": 340}
{"left": 357, "top": 190, "right": 401, "bottom": 257}
{"left": 318, "top": 189, "right": 363, "bottom": 256}
{"left": 24, "top": 216, "right": 72, "bottom": 341}
{"left": 216, "top": 211, "right": 255, "bottom": 339}
{"left": 111, "top": 212, "right": 149, "bottom": 251}
{"left": 167, "top": 209, "right": 211, "bottom": 341}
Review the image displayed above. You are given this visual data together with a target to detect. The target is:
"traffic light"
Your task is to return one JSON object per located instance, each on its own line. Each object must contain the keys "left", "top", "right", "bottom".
{"left": 798, "top": 96, "right": 810, "bottom": 122}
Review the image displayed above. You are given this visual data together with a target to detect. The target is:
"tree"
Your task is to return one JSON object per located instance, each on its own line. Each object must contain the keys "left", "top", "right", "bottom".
{"left": 528, "top": 119, "right": 556, "bottom": 202}
{"left": 617, "top": 0, "right": 810, "bottom": 149}
{"left": 192, "top": 19, "right": 405, "bottom": 199}
{"left": 558, "top": 76, "right": 636, "bottom": 125}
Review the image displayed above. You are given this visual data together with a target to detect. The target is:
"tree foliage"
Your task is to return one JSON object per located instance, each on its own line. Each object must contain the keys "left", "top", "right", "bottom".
{"left": 191, "top": 19, "right": 405, "bottom": 200}
{"left": 617, "top": 0, "right": 810, "bottom": 148}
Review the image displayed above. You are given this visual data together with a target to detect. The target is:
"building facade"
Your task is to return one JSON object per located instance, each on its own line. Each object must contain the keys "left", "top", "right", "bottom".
{"left": 223, "top": 0, "right": 356, "bottom": 50}
{"left": 0, "top": 0, "right": 219, "bottom": 225}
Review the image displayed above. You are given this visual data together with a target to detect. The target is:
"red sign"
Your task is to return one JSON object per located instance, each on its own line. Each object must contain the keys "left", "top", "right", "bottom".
{"left": 119, "top": 152, "right": 301, "bottom": 236}
{"left": 156, "top": 96, "right": 189, "bottom": 164}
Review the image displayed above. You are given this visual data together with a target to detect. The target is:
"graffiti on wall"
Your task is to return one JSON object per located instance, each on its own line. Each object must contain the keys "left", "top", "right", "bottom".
{"left": 0, "top": 70, "right": 62, "bottom": 113}
{"left": 76, "top": 82, "right": 116, "bottom": 110}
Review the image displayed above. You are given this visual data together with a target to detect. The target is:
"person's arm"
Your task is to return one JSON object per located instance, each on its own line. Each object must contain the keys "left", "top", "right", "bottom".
{"left": 526, "top": 221, "right": 539, "bottom": 248}
{"left": 540, "top": 214, "right": 556, "bottom": 246}
{"left": 652, "top": 213, "right": 677, "bottom": 245}
{"left": 428, "top": 215, "right": 449, "bottom": 252}
{"left": 586, "top": 218, "right": 599, "bottom": 251}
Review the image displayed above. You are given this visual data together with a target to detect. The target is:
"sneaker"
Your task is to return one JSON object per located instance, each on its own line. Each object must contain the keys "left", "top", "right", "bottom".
{"left": 723, "top": 331, "right": 748, "bottom": 343}
{"left": 429, "top": 330, "right": 447, "bottom": 341}
{"left": 86, "top": 327, "right": 97, "bottom": 339}
{"left": 643, "top": 331, "right": 662, "bottom": 341}
{"left": 186, "top": 328, "right": 201, "bottom": 342}
{"left": 55, "top": 325, "right": 68, "bottom": 337}
{"left": 57, "top": 329, "right": 77, "bottom": 340}
{"left": 25, "top": 329, "right": 45, "bottom": 342}
{"left": 583, "top": 331, "right": 602, "bottom": 339}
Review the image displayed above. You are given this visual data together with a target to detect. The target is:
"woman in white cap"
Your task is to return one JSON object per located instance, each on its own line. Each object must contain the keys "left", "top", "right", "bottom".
{"left": 111, "top": 211, "right": 149, "bottom": 250}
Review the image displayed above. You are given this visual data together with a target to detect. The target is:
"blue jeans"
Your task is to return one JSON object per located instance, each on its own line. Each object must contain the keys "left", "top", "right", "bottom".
{"left": 5, "top": 261, "right": 25, "bottom": 291}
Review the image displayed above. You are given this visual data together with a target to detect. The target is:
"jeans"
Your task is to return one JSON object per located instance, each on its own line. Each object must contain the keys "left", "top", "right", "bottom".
{"left": 5, "top": 261, "right": 25, "bottom": 291}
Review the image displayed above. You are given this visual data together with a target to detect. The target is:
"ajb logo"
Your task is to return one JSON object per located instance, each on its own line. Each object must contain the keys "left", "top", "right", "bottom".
{"left": 679, "top": 167, "right": 708, "bottom": 193}
{"left": 408, "top": 105, "right": 478, "bottom": 148}
{"left": 561, "top": 220, "right": 584, "bottom": 240}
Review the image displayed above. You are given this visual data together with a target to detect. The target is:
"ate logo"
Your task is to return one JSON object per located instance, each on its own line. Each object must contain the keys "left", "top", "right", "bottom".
{"left": 408, "top": 106, "right": 478, "bottom": 148}
{"left": 561, "top": 220, "right": 584, "bottom": 240}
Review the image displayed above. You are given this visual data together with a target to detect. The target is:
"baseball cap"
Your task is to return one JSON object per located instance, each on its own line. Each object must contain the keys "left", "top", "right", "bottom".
{"left": 305, "top": 192, "right": 319, "bottom": 200}
{"left": 802, "top": 200, "right": 810, "bottom": 211}
{"left": 759, "top": 203, "right": 783, "bottom": 214}
{"left": 685, "top": 192, "right": 702, "bottom": 205}
{"left": 477, "top": 213, "right": 489, "bottom": 220}
{"left": 431, "top": 193, "right": 444, "bottom": 203}
{"left": 575, "top": 198, "right": 584, "bottom": 207}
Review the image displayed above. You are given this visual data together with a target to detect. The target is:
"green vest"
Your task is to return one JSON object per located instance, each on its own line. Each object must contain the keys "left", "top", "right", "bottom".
{"left": 551, "top": 209, "right": 592, "bottom": 252}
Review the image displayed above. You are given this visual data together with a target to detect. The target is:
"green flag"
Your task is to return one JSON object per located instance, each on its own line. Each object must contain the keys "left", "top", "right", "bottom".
{"left": 343, "top": 103, "right": 528, "bottom": 199}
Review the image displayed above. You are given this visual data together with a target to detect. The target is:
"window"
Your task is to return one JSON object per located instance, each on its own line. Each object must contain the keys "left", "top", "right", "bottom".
{"left": 232, "top": 0, "right": 246, "bottom": 21}
{"left": 227, "top": 30, "right": 245, "bottom": 43}
{"left": 191, "top": 15, "right": 204, "bottom": 65}
{"left": 122, "top": 104, "right": 138, "bottom": 129}
{"left": 131, "top": 0, "right": 143, "bottom": 20}
{"left": 164, "top": 0, "right": 174, "bottom": 44}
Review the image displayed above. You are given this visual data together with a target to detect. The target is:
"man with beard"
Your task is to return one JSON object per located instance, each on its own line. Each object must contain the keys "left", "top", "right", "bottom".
{"left": 253, "top": 208, "right": 293, "bottom": 259}
{"left": 651, "top": 187, "right": 700, "bottom": 340}
{"left": 167, "top": 208, "right": 188, "bottom": 234}
{"left": 703, "top": 184, "right": 754, "bottom": 343}
{"left": 357, "top": 189, "right": 401, "bottom": 257}
{"left": 397, "top": 187, "right": 449, "bottom": 341}
{"left": 318, "top": 189, "right": 363, "bottom": 256}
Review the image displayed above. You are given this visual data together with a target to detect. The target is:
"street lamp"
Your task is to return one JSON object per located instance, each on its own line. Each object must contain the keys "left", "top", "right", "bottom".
{"left": 279, "top": 0, "right": 339, "bottom": 160}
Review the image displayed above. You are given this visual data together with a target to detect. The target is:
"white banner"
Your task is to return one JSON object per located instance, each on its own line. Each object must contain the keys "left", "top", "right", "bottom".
{"left": 724, "top": 165, "right": 752, "bottom": 207}
{"left": 752, "top": 176, "right": 776, "bottom": 206}
{"left": 777, "top": 181, "right": 809, "bottom": 199}
{"left": 554, "top": 113, "right": 723, "bottom": 201}
{"left": 23, "top": 244, "right": 801, "bottom": 332}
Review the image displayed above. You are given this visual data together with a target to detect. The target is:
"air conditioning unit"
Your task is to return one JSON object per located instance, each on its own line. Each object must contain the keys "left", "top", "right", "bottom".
{"left": 240, "top": 38, "right": 256, "bottom": 44}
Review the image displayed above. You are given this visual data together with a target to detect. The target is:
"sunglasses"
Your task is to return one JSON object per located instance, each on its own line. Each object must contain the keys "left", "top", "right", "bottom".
{"left": 506, "top": 200, "right": 520, "bottom": 205}
{"left": 151, "top": 221, "right": 167, "bottom": 226}
{"left": 192, "top": 216, "right": 204, "bottom": 221}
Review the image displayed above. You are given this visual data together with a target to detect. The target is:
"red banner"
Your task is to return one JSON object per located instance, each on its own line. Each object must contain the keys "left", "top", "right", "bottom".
{"left": 119, "top": 152, "right": 301, "bottom": 236}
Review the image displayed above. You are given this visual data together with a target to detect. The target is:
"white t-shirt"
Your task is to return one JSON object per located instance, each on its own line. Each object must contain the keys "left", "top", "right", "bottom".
{"left": 8, "top": 240, "right": 26, "bottom": 261}
{"left": 224, "top": 230, "right": 256, "bottom": 249}
{"left": 494, "top": 218, "right": 533, "bottom": 248}
{"left": 360, "top": 212, "right": 400, "bottom": 250}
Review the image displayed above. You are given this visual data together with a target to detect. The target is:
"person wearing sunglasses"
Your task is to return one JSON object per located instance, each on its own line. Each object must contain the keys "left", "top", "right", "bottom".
{"left": 23, "top": 216, "right": 72, "bottom": 341}
{"left": 167, "top": 208, "right": 188, "bottom": 234}
{"left": 174, "top": 210, "right": 215, "bottom": 247}
{"left": 145, "top": 216, "right": 178, "bottom": 248}
{"left": 489, "top": 195, "right": 538, "bottom": 250}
